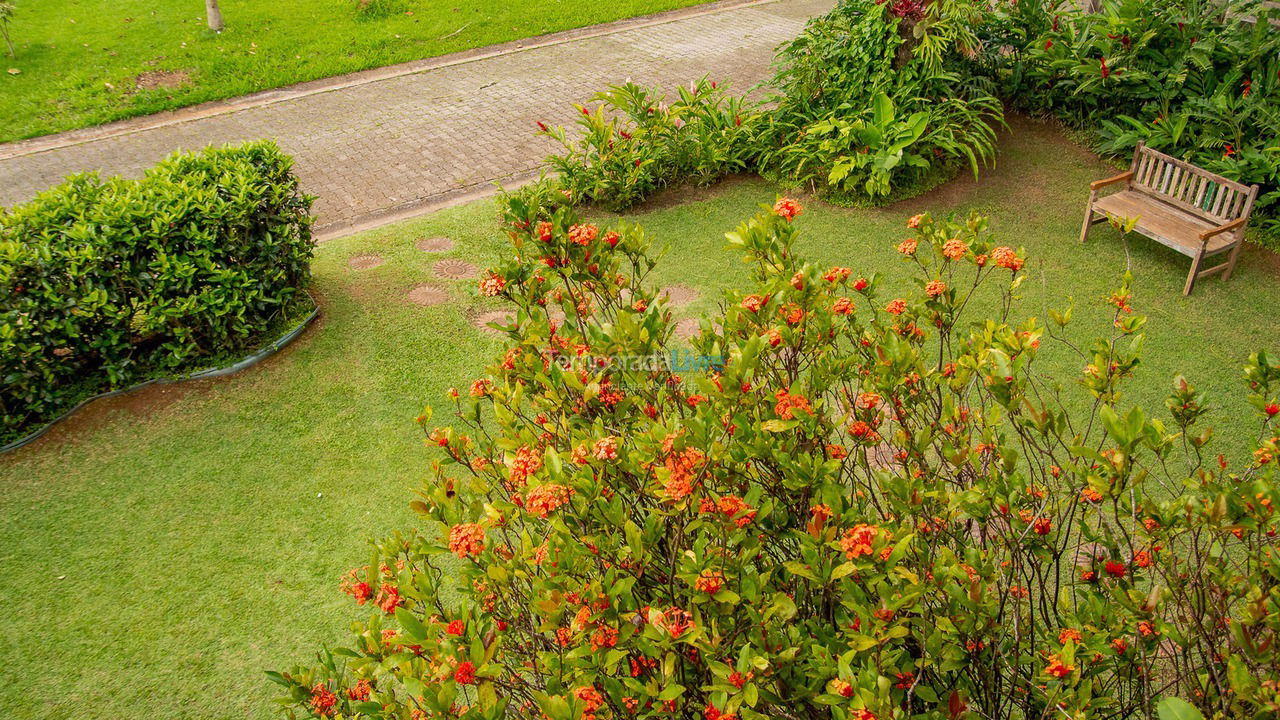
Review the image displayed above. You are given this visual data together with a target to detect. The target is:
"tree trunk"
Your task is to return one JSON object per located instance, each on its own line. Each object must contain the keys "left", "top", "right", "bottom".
{"left": 206, "top": 0, "right": 224, "bottom": 32}
{"left": 891, "top": 1, "right": 930, "bottom": 70}
{"left": 893, "top": 17, "right": 917, "bottom": 70}
{"left": 1, "top": 26, "right": 13, "bottom": 59}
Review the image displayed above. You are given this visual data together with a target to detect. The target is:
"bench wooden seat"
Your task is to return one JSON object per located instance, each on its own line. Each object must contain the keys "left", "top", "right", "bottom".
{"left": 1080, "top": 142, "right": 1259, "bottom": 295}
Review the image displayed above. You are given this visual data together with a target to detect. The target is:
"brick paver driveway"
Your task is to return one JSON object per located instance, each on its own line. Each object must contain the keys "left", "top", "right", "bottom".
{"left": 0, "top": 0, "right": 832, "bottom": 235}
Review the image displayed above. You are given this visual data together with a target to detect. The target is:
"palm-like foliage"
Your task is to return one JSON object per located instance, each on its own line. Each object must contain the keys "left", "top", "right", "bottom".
{"left": 755, "top": 0, "right": 1004, "bottom": 204}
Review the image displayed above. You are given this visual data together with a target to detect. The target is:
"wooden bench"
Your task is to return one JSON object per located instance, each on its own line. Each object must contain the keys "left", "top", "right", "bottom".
{"left": 1080, "top": 142, "right": 1259, "bottom": 295}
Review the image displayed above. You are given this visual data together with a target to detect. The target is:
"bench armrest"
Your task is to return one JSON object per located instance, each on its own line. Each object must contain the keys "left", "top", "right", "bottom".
{"left": 1199, "top": 217, "right": 1247, "bottom": 241}
{"left": 1090, "top": 171, "right": 1133, "bottom": 191}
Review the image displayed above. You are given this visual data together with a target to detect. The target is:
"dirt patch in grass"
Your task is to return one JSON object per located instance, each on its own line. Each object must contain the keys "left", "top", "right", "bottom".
{"left": 1243, "top": 242, "right": 1280, "bottom": 275}
{"left": 416, "top": 236, "right": 454, "bottom": 253}
{"left": 2, "top": 310, "right": 323, "bottom": 460}
{"left": 348, "top": 253, "right": 385, "bottom": 270}
{"left": 8, "top": 382, "right": 201, "bottom": 459}
{"left": 633, "top": 174, "right": 756, "bottom": 213}
{"left": 407, "top": 283, "right": 449, "bottom": 306}
{"left": 134, "top": 69, "right": 192, "bottom": 91}
{"left": 894, "top": 114, "right": 1109, "bottom": 214}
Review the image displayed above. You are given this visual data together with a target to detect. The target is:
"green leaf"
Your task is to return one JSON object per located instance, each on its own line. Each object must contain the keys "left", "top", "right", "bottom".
{"left": 829, "top": 562, "right": 856, "bottom": 581}
{"left": 872, "top": 92, "right": 894, "bottom": 126}
{"left": 395, "top": 607, "right": 429, "bottom": 642}
{"left": 1156, "top": 697, "right": 1204, "bottom": 720}
{"left": 658, "top": 684, "right": 686, "bottom": 701}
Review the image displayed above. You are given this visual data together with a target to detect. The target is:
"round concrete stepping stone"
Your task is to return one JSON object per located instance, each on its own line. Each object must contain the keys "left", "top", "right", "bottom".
{"left": 434, "top": 259, "right": 479, "bottom": 280}
{"left": 472, "top": 309, "right": 516, "bottom": 335}
{"left": 416, "top": 236, "right": 454, "bottom": 253}
{"left": 407, "top": 284, "right": 449, "bottom": 306}
{"left": 661, "top": 285, "right": 699, "bottom": 307}
{"left": 348, "top": 253, "right": 385, "bottom": 270}
{"left": 674, "top": 318, "right": 701, "bottom": 340}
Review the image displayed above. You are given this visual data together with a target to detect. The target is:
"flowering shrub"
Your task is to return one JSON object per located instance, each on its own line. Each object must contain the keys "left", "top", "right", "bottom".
{"left": 539, "top": 79, "right": 760, "bottom": 211}
{"left": 273, "top": 194, "right": 1280, "bottom": 720}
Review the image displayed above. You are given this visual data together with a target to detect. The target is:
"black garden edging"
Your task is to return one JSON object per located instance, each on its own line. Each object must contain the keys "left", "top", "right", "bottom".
{"left": 0, "top": 295, "right": 320, "bottom": 455}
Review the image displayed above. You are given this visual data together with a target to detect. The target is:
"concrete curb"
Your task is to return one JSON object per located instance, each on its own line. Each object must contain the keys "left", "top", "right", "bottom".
{"left": 314, "top": 171, "right": 542, "bottom": 243}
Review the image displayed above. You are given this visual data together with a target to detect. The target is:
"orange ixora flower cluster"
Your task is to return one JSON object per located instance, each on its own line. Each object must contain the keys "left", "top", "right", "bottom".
{"left": 592, "top": 436, "right": 619, "bottom": 461}
{"left": 447, "top": 522, "right": 485, "bottom": 559}
{"left": 525, "top": 483, "right": 574, "bottom": 517}
{"left": 713, "top": 495, "right": 756, "bottom": 527}
{"left": 823, "top": 266, "right": 852, "bottom": 283}
{"left": 840, "top": 524, "right": 880, "bottom": 559}
{"left": 773, "top": 388, "right": 812, "bottom": 420}
{"left": 478, "top": 271, "right": 506, "bottom": 297}
{"left": 658, "top": 434, "right": 706, "bottom": 502}
{"left": 991, "top": 245, "right": 1024, "bottom": 271}
{"left": 310, "top": 683, "right": 338, "bottom": 716}
{"left": 942, "top": 237, "right": 968, "bottom": 260}
{"left": 694, "top": 569, "right": 725, "bottom": 595}
{"left": 741, "top": 293, "right": 768, "bottom": 313}
{"left": 1045, "top": 654, "right": 1075, "bottom": 679}
{"left": 773, "top": 197, "right": 802, "bottom": 221}
{"left": 507, "top": 444, "right": 543, "bottom": 488}
{"left": 567, "top": 223, "right": 599, "bottom": 246}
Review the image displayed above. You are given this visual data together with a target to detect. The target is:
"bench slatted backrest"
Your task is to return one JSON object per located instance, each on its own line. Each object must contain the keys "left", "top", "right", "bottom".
{"left": 1130, "top": 143, "right": 1254, "bottom": 223}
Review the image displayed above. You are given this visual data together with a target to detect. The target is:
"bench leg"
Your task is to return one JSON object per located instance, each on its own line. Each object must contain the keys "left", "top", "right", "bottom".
{"left": 1079, "top": 194, "right": 1097, "bottom": 244}
{"left": 1184, "top": 249, "right": 1205, "bottom": 296}
{"left": 1222, "top": 239, "right": 1245, "bottom": 281}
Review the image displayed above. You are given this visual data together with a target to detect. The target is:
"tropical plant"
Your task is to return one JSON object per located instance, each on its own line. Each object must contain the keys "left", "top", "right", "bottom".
{"left": 539, "top": 79, "right": 760, "bottom": 211}
{"left": 272, "top": 193, "right": 1280, "bottom": 720}
{"left": 754, "top": 0, "right": 1003, "bottom": 204}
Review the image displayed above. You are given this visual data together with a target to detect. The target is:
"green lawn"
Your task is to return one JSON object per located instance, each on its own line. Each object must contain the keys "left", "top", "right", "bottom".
{"left": 1, "top": 116, "right": 1277, "bottom": 719}
{"left": 0, "top": 0, "right": 710, "bottom": 143}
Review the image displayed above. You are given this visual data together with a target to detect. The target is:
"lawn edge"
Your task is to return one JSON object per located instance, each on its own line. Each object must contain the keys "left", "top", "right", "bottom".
{"left": 0, "top": 0, "right": 778, "bottom": 161}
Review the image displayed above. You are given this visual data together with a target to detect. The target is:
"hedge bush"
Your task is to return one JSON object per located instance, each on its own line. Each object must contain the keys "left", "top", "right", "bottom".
{"left": 272, "top": 194, "right": 1280, "bottom": 720}
{"left": 0, "top": 140, "right": 314, "bottom": 444}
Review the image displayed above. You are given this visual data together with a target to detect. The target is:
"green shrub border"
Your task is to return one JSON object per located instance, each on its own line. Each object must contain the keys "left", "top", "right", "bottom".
{"left": 0, "top": 293, "right": 320, "bottom": 455}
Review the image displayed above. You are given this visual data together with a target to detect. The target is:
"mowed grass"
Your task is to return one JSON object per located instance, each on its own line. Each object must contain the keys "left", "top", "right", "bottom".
{"left": 0, "top": 0, "right": 710, "bottom": 143}
{"left": 1, "top": 116, "right": 1277, "bottom": 720}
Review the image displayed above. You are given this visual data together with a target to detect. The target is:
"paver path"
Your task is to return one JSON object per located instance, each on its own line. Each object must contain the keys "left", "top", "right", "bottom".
{"left": 0, "top": 0, "right": 832, "bottom": 235}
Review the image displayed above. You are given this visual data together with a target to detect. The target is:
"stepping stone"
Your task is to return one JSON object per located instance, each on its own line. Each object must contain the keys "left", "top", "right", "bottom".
{"left": 416, "top": 236, "right": 454, "bottom": 253}
{"left": 661, "top": 285, "right": 699, "bottom": 307}
{"left": 435, "top": 259, "right": 479, "bottom": 280}
{"left": 674, "top": 318, "right": 701, "bottom": 340}
{"left": 472, "top": 309, "right": 516, "bottom": 335}
{"left": 407, "top": 284, "right": 449, "bottom": 306}
{"left": 348, "top": 253, "right": 384, "bottom": 270}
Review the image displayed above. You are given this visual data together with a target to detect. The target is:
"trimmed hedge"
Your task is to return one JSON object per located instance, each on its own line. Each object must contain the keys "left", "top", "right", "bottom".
{"left": 0, "top": 140, "right": 315, "bottom": 444}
